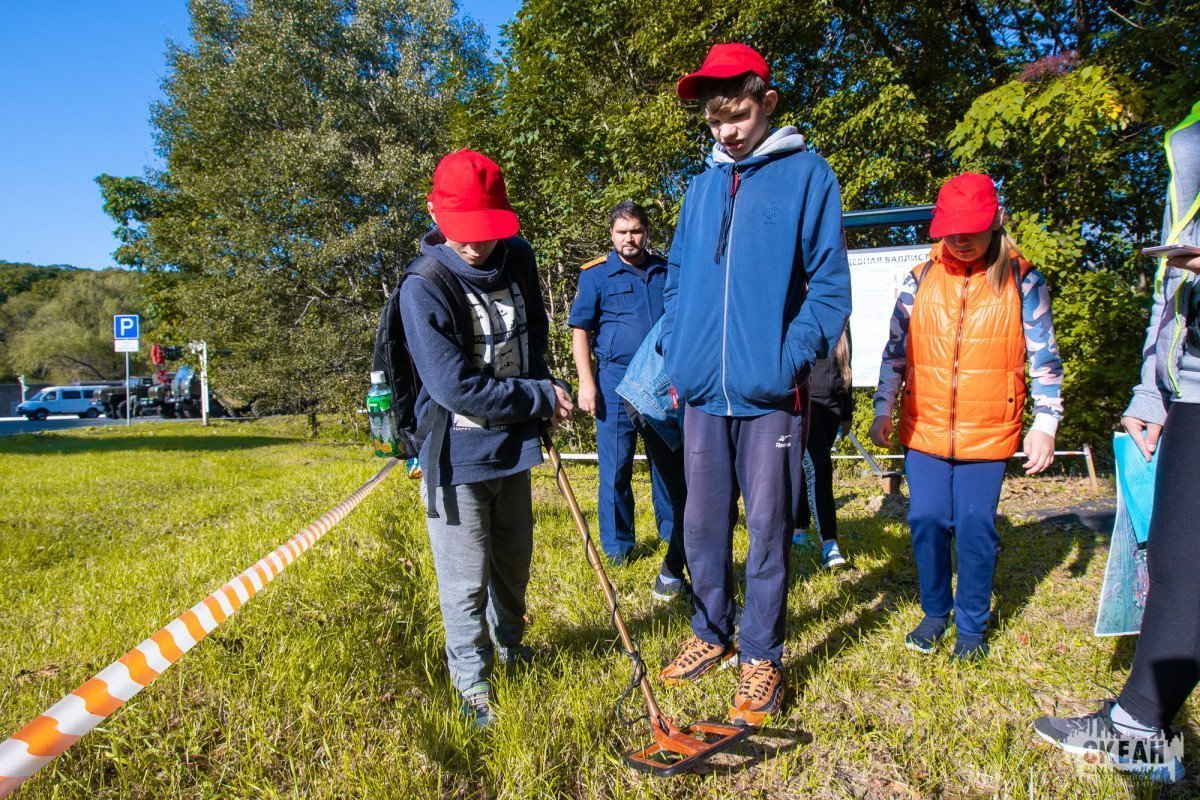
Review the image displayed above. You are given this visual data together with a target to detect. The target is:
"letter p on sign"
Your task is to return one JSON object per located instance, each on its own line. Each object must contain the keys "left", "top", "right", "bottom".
{"left": 114, "top": 315, "right": 139, "bottom": 339}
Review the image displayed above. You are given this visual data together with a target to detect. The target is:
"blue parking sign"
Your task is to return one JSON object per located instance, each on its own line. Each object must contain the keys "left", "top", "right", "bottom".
{"left": 114, "top": 314, "right": 139, "bottom": 339}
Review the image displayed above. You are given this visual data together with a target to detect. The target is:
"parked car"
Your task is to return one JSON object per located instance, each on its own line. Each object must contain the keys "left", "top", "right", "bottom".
{"left": 18, "top": 385, "right": 110, "bottom": 420}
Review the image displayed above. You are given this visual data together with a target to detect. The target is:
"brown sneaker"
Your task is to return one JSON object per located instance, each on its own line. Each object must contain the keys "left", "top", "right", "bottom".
{"left": 729, "top": 658, "right": 783, "bottom": 726}
{"left": 658, "top": 636, "right": 736, "bottom": 686}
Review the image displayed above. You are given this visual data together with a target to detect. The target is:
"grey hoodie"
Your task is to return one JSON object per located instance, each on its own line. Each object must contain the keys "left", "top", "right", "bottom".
{"left": 1126, "top": 108, "right": 1200, "bottom": 424}
{"left": 710, "top": 125, "right": 807, "bottom": 164}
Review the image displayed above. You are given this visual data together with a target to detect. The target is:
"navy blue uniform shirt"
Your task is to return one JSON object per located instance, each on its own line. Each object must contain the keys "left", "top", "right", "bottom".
{"left": 568, "top": 250, "right": 668, "bottom": 368}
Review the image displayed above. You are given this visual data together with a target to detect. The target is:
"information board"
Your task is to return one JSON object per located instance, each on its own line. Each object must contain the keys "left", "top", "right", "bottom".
{"left": 847, "top": 244, "right": 930, "bottom": 387}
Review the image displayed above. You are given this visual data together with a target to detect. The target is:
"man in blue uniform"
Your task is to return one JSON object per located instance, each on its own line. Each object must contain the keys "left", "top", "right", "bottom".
{"left": 568, "top": 201, "right": 688, "bottom": 600}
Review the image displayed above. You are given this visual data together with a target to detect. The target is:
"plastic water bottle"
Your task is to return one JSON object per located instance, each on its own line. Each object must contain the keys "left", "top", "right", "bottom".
{"left": 366, "top": 371, "right": 400, "bottom": 458}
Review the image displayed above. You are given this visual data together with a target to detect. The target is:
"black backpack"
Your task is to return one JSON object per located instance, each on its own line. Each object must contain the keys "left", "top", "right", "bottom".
{"left": 372, "top": 255, "right": 472, "bottom": 516}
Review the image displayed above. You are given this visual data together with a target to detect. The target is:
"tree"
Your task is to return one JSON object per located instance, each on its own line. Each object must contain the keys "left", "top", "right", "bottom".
{"left": 468, "top": 0, "right": 1197, "bottom": 448}
{"left": 5, "top": 270, "right": 143, "bottom": 383}
{"left": 99, "top": 0, "right": 488, "bottom": 429}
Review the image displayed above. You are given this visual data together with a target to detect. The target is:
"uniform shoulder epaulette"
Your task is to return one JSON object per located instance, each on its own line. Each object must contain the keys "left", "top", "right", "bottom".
{"left": 580, "top": 255, "right": 606, "bottom": 270}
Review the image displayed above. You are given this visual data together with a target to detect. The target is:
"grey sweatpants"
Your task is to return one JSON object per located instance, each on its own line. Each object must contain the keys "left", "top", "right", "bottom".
{"left": 421, "top": 470, "right": 534, "bottom": 693}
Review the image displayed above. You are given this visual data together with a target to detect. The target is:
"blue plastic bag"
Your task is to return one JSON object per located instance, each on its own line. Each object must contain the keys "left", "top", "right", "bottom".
{"left": 1112, "top": 432, "right": 1159, "bottom": 546}
{"left": 1094, "top": 432, "right": 1157, "bottom": 636}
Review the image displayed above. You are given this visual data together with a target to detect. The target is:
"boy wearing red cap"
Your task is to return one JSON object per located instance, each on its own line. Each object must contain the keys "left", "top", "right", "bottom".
{"left": 870, "top": 172, "right": 1064, "bottom": 660}
{"left": 398, "top": 149, "right": 572, "bottom": 727}
{"left": 656, "top": 43, "right": 851, "bottom": 725}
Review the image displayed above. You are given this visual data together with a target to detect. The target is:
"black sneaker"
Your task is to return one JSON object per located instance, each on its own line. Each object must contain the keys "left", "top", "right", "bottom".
{"left": 651, "top": 570, "right": 691, "bottom": 602}
{"left": 459, "top": 681, "right": 496, "bottom": 729}
{"left": 1034, "top": 700, "right": 1185, "bottom": 783}
{"left": 904, "top": 615, "right": 949, "bottom": 654}
{"left": 952, "top": 634, "right": 988, "bottom": 661}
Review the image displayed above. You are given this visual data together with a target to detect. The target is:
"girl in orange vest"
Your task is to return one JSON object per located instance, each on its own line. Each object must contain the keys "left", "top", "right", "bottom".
{"left": 870, "top": 173, "right": 1064, "bottom": 660}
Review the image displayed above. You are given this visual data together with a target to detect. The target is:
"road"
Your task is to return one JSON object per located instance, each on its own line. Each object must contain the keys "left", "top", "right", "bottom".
{"left": 0, "top": 415, "right": 173, "bottom": 436}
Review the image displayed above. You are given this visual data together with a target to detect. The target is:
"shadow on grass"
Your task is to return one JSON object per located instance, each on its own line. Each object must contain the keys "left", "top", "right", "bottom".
{"left": 0, "top": 434, "right": 296, "bottom": 455}
{"left": 692, "top": 725, "right": 812, "bottom": 775}
{"left": 779, "top": 508, "right": 1101, "bottom": 695}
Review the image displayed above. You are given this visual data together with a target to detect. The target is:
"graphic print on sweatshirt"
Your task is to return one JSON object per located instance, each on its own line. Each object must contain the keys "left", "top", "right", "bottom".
{"left": 454, "top": 281, "right": 530, "bottom": 430}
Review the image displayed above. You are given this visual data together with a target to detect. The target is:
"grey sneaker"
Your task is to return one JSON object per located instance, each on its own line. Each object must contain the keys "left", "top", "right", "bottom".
{"left": 651, "top": 570, "right": 691, "bottom": 602}
{"left": 496, "top": 642, "right": 534, "bottom": 666}
{"left": 904, "top": 615, "right": 949, "bottom": 654}
{"left": 821, "top": 540, "right": 847, "bottom": 569}
{"left": 459, "top": 681, "right": 496, "bottom": 729}
{"left": 1034, "top": 700, "right": 1185, "bottom": 783}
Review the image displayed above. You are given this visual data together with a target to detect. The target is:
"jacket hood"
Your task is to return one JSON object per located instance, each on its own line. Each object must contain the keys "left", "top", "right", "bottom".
{"left": 710, "top": 126, "right": 806, "bottom": 165}
{"left": 420, "top": 228, "right": 509, "bottom": 292}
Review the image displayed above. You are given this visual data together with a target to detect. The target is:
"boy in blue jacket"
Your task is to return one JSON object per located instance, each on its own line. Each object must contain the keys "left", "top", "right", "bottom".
{"left": 656, "top": 43, "right": 851, "bottom": 726}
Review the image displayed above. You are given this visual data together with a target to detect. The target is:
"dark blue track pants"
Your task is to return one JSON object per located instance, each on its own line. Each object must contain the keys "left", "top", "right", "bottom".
{"left": 905, "top": 448, "right": 1007, "bottom": 637}
{"left": 682, "top": 404, "right": 804, "bottom": 664}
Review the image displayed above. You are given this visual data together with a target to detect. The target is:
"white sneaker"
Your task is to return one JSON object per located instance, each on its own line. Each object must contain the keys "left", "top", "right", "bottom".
{"left": 821, "top": 540, "right": 847, "bottom": 569}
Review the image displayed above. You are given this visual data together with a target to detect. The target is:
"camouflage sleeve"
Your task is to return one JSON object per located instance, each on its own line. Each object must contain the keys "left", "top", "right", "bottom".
{"left": 872, "top": 271, "right": 917, "bottom": 418}
{"left": 1021, "top": 269, "right": 1064, "bottom": 436}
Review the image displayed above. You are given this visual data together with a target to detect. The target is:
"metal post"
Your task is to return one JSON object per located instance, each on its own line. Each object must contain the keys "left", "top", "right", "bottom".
{"left": 196, "top": 341, "right": 210, "bottom": 426}
{"left": 124, "top": 352, "right": 131, "bottom": 427}
{"left": 18, "top": 375, "right": 27, "bottom": 403}
{"left": 1082, "top": 443, "right": 1099, "bottom": 490}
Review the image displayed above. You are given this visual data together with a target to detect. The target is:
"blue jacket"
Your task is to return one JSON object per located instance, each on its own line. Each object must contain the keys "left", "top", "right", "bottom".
{"left": 659, "top": 127, "right": 852, "bottom": 416}
{"left": 567, "top": 250, "right": 668, "bottom": 369}
{"left": 615, "top": 318, "right": 683, "bottom": 450}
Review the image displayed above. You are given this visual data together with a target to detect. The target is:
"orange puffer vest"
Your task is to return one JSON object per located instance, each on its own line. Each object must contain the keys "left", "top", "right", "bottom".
{"left": 899, "top": 242, "right": 1032, "bottom": 461}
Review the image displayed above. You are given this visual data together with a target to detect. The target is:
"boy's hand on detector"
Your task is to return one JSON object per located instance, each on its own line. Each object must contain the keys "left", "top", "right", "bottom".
{"left": 551, "top": 384, "right": 575, "bottom": 429}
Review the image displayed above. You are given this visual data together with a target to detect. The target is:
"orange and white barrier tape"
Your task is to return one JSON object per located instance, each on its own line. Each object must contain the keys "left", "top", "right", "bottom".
{"left": 0, "top": 459, "right": 398, "bottom": 797}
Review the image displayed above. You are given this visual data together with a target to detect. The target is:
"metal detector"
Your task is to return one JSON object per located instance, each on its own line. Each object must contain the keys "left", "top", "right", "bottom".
{"left": 540, "top": 429, "right": 748, "bottom": 777}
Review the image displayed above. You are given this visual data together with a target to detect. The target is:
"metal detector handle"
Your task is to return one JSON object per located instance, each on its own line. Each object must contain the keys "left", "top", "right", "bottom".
{"left": 538, "top": 426, "right": 669, "bottom": 727}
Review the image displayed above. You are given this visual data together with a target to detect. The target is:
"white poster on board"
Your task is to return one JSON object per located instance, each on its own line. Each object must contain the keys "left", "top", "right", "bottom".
{"left": 847, "top": 244, "right": 930, "bottom": 387}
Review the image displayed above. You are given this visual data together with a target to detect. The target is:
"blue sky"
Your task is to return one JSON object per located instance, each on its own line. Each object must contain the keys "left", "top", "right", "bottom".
{"left": 0, "top": 1, "right": 520, "bottom": 270}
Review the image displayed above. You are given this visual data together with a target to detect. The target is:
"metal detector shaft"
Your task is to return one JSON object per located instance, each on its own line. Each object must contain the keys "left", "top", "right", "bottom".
{"left": 540, "top": 429, "right": 668, "bottom": 728}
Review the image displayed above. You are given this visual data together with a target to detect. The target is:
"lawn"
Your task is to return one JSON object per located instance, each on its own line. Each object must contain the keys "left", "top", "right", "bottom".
{"left": 0, "top": 419, "right": 1190, "bottom": 798}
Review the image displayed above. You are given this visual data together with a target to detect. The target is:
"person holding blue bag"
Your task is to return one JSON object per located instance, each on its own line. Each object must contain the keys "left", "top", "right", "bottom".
{"left": 1036, "top": 101, "right": 1200, "bottom": 784}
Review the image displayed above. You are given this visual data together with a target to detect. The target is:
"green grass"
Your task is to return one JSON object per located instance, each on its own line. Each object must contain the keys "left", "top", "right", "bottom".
{"left": 0, "top": 419, "right": 1191, "bottom": 798}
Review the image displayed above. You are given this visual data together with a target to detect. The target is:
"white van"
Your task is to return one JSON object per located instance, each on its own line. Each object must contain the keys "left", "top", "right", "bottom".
{"left": 17, "top": 385, "right": 108, "bottom": 420}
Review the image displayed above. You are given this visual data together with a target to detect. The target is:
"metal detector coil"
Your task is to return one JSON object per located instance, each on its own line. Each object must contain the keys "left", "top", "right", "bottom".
{"left": 540, "top": 429, "right": 749, "bottom": 778}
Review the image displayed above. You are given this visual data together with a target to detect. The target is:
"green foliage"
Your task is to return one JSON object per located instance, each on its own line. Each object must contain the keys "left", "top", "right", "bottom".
{"left": 3, "top": 270, "right": 144, "bottom": 383}
{"left": 98, "top": 0, "right": 1200, "bottom": 445}
{"left": 99, "top": 0, "right": 489, "bottom": 423}
{"left": 0, "top": 261, "right": 79, "bottom": 305}
{"left": 946, "top": 56, "right": 1170, "bottom": 445}
{"left": 0, "top": 262, "right": 122, "bottom": 382}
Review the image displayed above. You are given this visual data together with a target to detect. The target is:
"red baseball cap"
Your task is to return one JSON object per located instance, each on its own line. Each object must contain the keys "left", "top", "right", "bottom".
{"left": 676, "top": 43, "right": 770, "bottom": 100}
{"left": 428, "top": 149, "right": 519, "bottom": 242}
{"left": 929, "top": 173, "right": 999, "bottom": 238}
